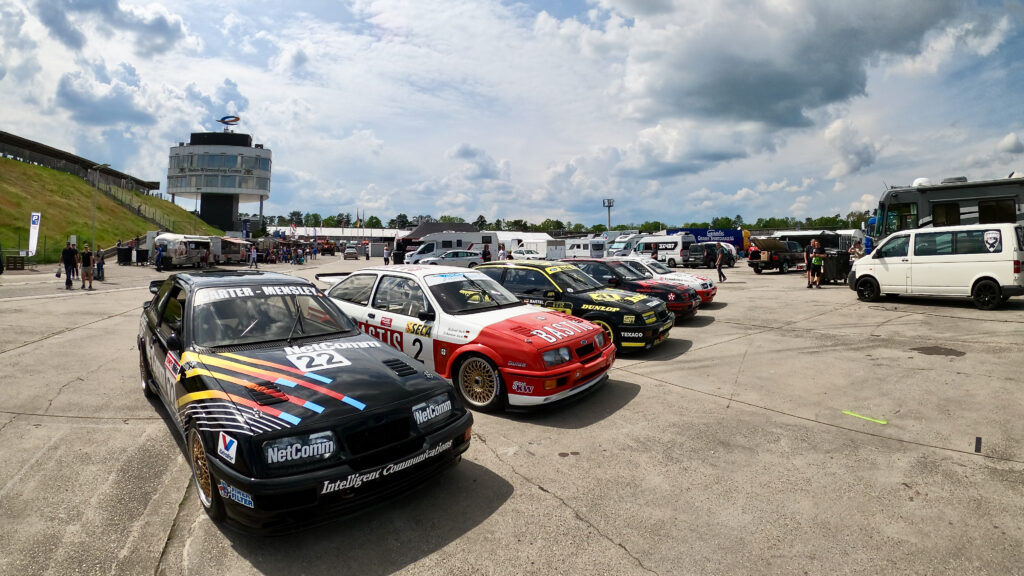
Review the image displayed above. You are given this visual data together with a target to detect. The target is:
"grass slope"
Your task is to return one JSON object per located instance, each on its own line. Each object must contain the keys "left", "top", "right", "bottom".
{"left": 0, "top": 158, "right": 222, "bottom": 263}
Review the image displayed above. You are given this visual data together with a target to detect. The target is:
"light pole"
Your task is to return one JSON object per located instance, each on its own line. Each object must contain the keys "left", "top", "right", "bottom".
{"left": 194, "top": 187, "right": 201, "bottom": 234}
{"left": 602, "top": 198, "right": 614, "bottom": 231}
{"left": 91, "top": 163, "right": 110, "bottom": 250}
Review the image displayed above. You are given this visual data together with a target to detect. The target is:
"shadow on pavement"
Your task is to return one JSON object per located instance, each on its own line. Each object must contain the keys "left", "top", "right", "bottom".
{"left": 497, "top": 377, "right": 641, "bottom": 430}
{"left": 222, "top": 460, "right": 512, "bottom": 576}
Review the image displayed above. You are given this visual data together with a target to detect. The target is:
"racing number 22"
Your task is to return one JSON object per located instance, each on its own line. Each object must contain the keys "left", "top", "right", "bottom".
{"left": 286, "top": 349, "right": 352, "bottom": 371}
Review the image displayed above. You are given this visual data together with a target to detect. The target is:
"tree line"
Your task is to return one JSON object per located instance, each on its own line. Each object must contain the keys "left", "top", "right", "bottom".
{"left": 245, "top": 210, "right": 873, "bottom": 235}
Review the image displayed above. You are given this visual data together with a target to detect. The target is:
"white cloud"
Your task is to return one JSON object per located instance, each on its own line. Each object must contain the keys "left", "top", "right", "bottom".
{"left": 849, "top": 193, "right": 875, "bottom": 212}
{"left": 997, "top": 132, "right": 1024, "bottom": 154}
{"left": 824, "top": 119, "right": 878, "bottom": 179}
{"left": 790, "top": 194, "right": 813, "bottom": 216}
{"left": 888, "top": 16, "right": 1011, "bottom": 76}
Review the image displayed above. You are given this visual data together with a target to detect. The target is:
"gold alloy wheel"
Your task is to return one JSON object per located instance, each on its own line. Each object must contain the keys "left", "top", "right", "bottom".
{"left": 189, "top": 430, "right": 214, "bottom": 507}
{"left": 458, "top": 357, "right": 498, "bottom": 406}
{"left": 592, "top": 319, "right": 615, "bottom": 346}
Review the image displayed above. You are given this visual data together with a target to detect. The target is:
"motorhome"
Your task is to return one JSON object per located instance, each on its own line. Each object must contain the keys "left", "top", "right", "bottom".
{"left": 605, "top": 233, "right": 648, "bottom": 256}
{"left": 152, "top": 233, "right": 212, "bottom": 268}
{"left": 521, "top": 238, "right": 566, "bottom": 260}
{"left": 566, "top": 237, "right": 607, "bottom": 258}
{"left": 406, "top": 232, "right": 501, "bottom": 264}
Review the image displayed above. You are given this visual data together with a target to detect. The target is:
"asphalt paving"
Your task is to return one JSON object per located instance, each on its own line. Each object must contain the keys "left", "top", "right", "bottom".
{"left": 1, "top": 256, "right": 1022, "bottom": 575}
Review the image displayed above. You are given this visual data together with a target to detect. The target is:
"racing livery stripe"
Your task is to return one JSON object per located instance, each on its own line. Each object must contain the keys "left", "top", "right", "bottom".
{"left": 220, "top": 352, "right": 334, "bottom": 384}
{"left": 185, "top": 367, "right": 326, "bottom": 414}
{"left": 177, "top": 391, "right": 301, "bottom": 425}
{"left": 184, "top": 352, "right": 364, "bottom": 411}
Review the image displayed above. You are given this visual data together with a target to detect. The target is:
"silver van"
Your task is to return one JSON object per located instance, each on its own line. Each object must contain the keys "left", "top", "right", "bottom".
{"left": 849, "top": 223, "right": 1024, "bottom": 309}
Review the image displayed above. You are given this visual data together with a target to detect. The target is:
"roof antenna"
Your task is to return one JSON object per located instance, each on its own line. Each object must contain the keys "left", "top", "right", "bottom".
{"left": 882, "top": 180, "right": 888, "bottom": 190}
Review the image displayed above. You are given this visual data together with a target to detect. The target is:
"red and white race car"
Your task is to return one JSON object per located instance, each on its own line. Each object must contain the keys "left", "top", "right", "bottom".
{"left": 317, "top": 266, "right": 616, "bottom": 411}
{"left": 614, "top": 256, "right": 718, "bottom": 304}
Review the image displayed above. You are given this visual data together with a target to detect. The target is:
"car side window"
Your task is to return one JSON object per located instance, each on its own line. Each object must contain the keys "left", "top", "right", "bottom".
{"left": 955, "top": 230, "right": 1001, "bottom": 254}
{"left": 477, "top": 267, "right": 504, "bottom": 283}
{"left": 579, "top": 262, "right": 613, "bottom": 282}
{"left": 328, "top": 274, "right": 377, "bottom": 305}
{"left": 373, "top": 276, "right": 431, "bottom": 316}
{"left": 505, "top": 269, "right": 554, "bottom": 295}
{"left": 875, "top": 235, "right": 909, "bottom": 259}
{"left": 158, "top": 285, "right": 186, "bottom": 338}
{"left": 914, "top": 232, "right": 952, "bottom": 256}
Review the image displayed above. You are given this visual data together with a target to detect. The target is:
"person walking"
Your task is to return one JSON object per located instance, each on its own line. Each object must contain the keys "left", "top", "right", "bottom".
{"left": 155, "top": 243, "right": 164, "bottom": 272}
{"left": 95, "top": 245, "right": 105, "bottom": 281}
{"left": 70, "top": 244, "right": 79, "bottom": 280}
{"left": 804, "top": 240, "right": 815, "bottom": 288}
{"left": 60, "top": 241, "right": 76, "bottom": 290}
{"left": 811, "top": 239, "right": 826, "bottom": 288}
{"left": 249, "top": 245, "right": 258, "bottom": 269}
{"left": 80, "top": 244, "right": 95, "bottom": 290}
{"left": 715, "top": 243, "right": 727, "bottom": 282}
{"left": 383, "top": 246, "right": 391, "bottom": 265}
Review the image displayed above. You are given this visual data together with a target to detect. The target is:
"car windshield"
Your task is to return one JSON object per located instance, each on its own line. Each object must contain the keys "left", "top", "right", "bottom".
{"left": 620, "top": 260, "right": 655, "bottom": 278}
{"left": 545, "top": 264, "right": 605, "bottom": 292}
{"left": 646, "top": 259, "right": 672, "bottom": 274}
{"left": 605, "top": 261, "right": 646, "bottom": 280}
{"left": 425, "top": 271, "right": 523, "bottom": 314}
{"left": 191, "top": 285, "right": 355, "bottom": 347}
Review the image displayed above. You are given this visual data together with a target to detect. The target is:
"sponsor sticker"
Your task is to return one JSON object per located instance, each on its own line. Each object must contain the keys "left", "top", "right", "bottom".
{"left": 406, "top": 322, "right": 432, "bottom": 337}
{"left": 217, "top": 481, "right": 254, "bottom": 508}
{"left": 581, "top": 304, "right": 618, "bottom": 312}
{"left": 512, "top": 381, "right": 534, "bottom": 393}
{"left": 360, "top": 322, "right": 404, "bottom": 349}
{"left": 667, "top": 293, "right": 676, "bottom": 301}
{"left": 265, "top": 437, "right": 335, "bottom": 464}
{"left": 621, "top": 331, "right": 643, "bottom": 338}
{"left": 164, "top": 352, "right": 180, "bottom": 377}
{"left": 529, "top": 319, "right": 597, "bottom": 343}
{"left": 218, "top": 432, "right": 237, "bottom": 464}
{"left": 321, "top": 439, "right": 454, "bottom": 494}
{"left": 285, "top": 348, "right": 353, "bottom": 371}
{"left": 381, "top": 317, "right": 393, "bottom": 328}
{"left": 623, "top": 315, "right": 635, "bottom": 324}
{"left": 412, "top": 395, "right": 452, "bottom": 425}
{"left": 507, "top": 360, "right": 527, "bottom": 368}
{"left": 984, "top": 230, "right": 1001, "bottom": 252}
{"left": 642, "top": 311, "right": 657, "bottom": 324}
{"left": 544, "top": 264, "right": 576, "bottom": 273}
{"left": 260, "top": 285, "right": 317, "bottom": 296}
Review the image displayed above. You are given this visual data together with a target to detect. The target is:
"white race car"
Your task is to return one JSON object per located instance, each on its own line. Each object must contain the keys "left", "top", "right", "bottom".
{"left": 614, "top": 256, "right": 718, "bottom": 304}
{"left": 317, "top": 266, "right": 616, "bottom": 411}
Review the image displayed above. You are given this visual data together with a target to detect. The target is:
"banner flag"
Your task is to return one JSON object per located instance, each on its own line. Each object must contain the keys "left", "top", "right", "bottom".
{"left": 28, "top": 212, "right": 41, "bottom": 257}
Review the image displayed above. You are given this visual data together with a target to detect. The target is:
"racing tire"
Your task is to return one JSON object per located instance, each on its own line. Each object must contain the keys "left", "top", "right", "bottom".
{"left": 753, "top": 267, "right": 763, "bottom": 274}
{"left": 780, "top": 262, "right": 789, "bottom": 274}
{"left": 187, "top": 428, "right": 226, "bottom": 522}
{"left": 856, "top": 277, "right": 880, "bottom": 302}
{"left": 587, "top": 317, "right": 616, "bottom": 349}
{"left": 972, "top": 279, "right": 1002, "bottom": 310}
{"left": 728, "top": 258, "right": 735, "bottom": 268}
{"left": 454, "top": 355, "right": 504, "bottom": 412}
{"left": 139, "top": 345, "right": 157, "bottom": 398}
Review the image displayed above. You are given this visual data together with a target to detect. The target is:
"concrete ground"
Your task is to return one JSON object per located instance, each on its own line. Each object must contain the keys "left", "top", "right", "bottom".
{"left": 1, "top": 255, "right": 1022, "bottom": 575}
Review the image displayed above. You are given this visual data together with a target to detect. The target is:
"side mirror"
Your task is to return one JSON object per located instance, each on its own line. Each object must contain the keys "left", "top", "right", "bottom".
{"left": 166, "top": 332, "right": 183, "bottom": 352}
{"left": 417, "top": 309, "right": 436, "bottom": 322}
{"left": 149, "top": 280, "right": 163, "bottom": 294}
{"left": 143, "top": 301, "right": 152, "bottom": 310}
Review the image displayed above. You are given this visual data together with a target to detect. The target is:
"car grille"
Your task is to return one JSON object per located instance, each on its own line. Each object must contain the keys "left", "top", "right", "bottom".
{"left": 654, "top": 305, "right": 671, "bottom": 323}
{"left": 575, "top": 342, "right": 595, "bottom": 360}
{"left": 340, "top": 415, "right": 417, "bottom": 470}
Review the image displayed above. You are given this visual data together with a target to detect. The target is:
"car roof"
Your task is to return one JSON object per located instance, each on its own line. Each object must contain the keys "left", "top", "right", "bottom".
{"left": 347, "top": 264, "right": 481, "bottom": 278}
{"left": 171, "top": 270, "right": 312, "bottom": 289}
{"left": 478, "top": 260, "right": 572, "bottom": 269}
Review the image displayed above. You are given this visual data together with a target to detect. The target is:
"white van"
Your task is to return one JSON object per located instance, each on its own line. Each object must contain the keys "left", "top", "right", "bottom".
{"left": 849, "top": 223, "right": 1024, "bottom": 309}
{"left": 634, "top": 234, "right": 697, "bottom": 267}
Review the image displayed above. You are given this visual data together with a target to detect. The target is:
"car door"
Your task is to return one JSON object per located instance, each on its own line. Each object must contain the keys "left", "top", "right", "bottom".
{"left": 870, "top": 234, "right": 911, "bottom": 293}
{"left": 149, "top": 281, "right": 188, "bottom": 417}
{"left": 367, "top": 275, "right": 437, "bottom": 369}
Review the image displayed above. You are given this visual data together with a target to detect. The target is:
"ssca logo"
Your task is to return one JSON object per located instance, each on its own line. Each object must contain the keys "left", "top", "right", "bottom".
{"left": 218, "top": 432, "right": 237, "bottom": 464}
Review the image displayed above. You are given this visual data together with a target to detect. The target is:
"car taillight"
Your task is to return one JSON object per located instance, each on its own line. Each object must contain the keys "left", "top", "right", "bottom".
{"left": 1015, "top": 260, "right": 1021, "bottom": 274}
{"left": 771, "top": 254, "right": 779, "bottom": 261}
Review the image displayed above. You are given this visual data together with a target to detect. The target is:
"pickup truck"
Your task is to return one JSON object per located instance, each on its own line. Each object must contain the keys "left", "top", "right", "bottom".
{"left": 748, "top": 238, "right": 803, "bottom": 274}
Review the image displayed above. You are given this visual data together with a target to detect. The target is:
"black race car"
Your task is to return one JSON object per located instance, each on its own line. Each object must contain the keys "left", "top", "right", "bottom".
{"left": 563, "top": 258, "right": 701, "bottom": 319}
{"left": 138, "top": 270, "right": 472, "bottom": 532}
{"left": 476, "top": 261, "right": 674, "bottom": 351}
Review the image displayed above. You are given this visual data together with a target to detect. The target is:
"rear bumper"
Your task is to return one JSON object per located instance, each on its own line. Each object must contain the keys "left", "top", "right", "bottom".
{"left": 1001, "top": 285, "right": 1024, "bottom": 297}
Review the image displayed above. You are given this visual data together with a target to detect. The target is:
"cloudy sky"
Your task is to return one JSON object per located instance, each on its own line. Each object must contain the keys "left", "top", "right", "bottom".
{"left": 2, "top": 0, "right": 1022, "bottom": 226}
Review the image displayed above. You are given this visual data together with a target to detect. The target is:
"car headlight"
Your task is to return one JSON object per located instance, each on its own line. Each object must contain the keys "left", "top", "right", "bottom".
{"left": 594, "top": 331, "right": 606, "bottom": 348}
{"left": 542, "top": 347, "right": 572, "bottom": 367}
{"left": 263, "top": 431, "right": 336, "bottom": 467}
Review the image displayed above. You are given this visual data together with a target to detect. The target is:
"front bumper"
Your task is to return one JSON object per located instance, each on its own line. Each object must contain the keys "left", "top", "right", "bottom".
{"left": 696, "top": 287, "right": 716, "bottom": 303}
{"left": 666, "top": 299, "right": 699, "bottom": 319}
{"left": 502, "top": 343, "right": 616, "bottom": 406}
{"left": 206, "top": 411, "right": 473, "bottom": 533}
{"left": 619, "top": 314, "right": 675, "bottom": 350}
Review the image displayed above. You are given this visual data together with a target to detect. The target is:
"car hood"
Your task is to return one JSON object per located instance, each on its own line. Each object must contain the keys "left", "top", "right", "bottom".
{"left": 181, "top": 335, "right": 450, "bottom": 431}
{"left": 466, "top": 306, "right": 604, "bottom": 351}
{"left": 572, "top": 287, "right": 666, "bottom": 313}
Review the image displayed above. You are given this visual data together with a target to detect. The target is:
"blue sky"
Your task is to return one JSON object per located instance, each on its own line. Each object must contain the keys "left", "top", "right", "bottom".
{"left": 2, "top": 0, "right": 1022, "bottom": 226}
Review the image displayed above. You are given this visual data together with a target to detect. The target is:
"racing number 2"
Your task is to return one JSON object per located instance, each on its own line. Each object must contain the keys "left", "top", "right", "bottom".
{"left": 410, "top": 338, "right": 423, "bottom": 363}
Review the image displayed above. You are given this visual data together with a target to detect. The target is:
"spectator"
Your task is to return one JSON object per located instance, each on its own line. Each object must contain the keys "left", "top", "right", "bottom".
{"left": 249, "top": 245, "right": 258, "bottom": 269}
{"left": 497, "top": 244, "right": 506, "bottom": 261}
{"left": 482, "top": 245, "right": 492, "bottom": 262}
{"left": 383, "top": 246, "right": 391, "bottom": 266}
{"left": 650, "top": 245, "right": 658, "bottom": 261}
{"left": 804, "top": 241, "right": 814, "bottom": 288}
{"left": 60, "top": 242, "right": 76, "bottom": 290}
{"left": 71, "top": 244, "right": 79, "bottom": 279}
{"left": 312, "top": 245, "right": 318, "bottom": 261}
{"left": 849, "top": 240, "right": 865, "bottom": 261}
{"left": 80, "top": 244, "right": 94, "bottom": 290}
{"left": 202, "top": 247, "right": 210, "bottom": 268}
{"left": 715, "top": 242, "right": 727, "bottom": 283}
{"left": 811, "top": 239, "right": 826, "bottom": 289}
{"left": 155, "top": 243, "right": 164, "bottom": 272}
{"left": 95, "top": 245, "right": 105, "bottom": 281}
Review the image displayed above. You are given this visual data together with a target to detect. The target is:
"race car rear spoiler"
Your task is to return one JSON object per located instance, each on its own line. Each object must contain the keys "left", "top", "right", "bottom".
{"left": 314, "top": 272, "right": 351, "bottom": 285}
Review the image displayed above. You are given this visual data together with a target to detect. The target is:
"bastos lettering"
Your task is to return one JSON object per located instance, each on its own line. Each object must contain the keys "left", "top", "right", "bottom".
{"left": 529, "top": 319, "right": 596, "bottom": 343}
{"left": 321, "top": 440, "right": 454, "bottom": 494}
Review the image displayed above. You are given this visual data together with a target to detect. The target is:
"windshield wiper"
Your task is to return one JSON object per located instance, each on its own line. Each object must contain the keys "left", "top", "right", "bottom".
{"left": 285, "top": 299, "right": 305, "bottom": 344}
